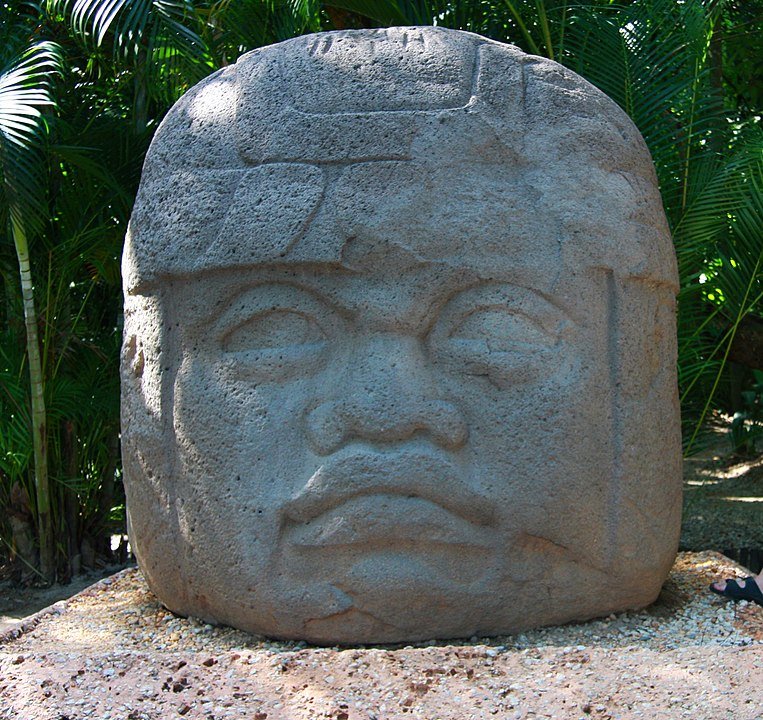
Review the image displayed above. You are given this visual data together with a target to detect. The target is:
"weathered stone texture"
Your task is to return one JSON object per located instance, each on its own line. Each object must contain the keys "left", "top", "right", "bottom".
{"left": 122, "top": 27, "right": 682, "bottom": 644}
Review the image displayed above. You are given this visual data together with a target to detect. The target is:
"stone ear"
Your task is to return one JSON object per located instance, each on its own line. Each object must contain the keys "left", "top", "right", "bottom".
{"left": 122, "top": 334, "right": 144, "bottom": 379}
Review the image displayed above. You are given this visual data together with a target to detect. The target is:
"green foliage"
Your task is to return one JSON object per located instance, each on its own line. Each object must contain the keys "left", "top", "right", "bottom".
{"left": 1, "top": 1, "right": 132, "bottom": 578}
{"left": 48, "top": 0, "right": 214, "bottom": 105}
{"left": 0, "top": 33, "right": 66, "bottom": 579}
{"left": 0, "top": 40, "right": 62, "bottom": 235}
{"left": 0, "top": 0, "right": 339, "bottom": 579}
{"left": 0, "top": 330, "right": 33, "bottom": 485}
{"left": 200, "top": 0, "right": 326, "bottom": 60}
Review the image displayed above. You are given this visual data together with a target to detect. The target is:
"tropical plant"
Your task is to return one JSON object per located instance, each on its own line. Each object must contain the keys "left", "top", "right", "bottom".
{"left": 556, "top": 0, "right": 762, "bottom": 452}
{"left": 1, "top": 1, "right": 144, "bottom": 581}
{"left": 0, "top": 0, "right": 325, "bottom": 581}
{"left": 199, "top": 0, "right": 325, "bottom": 62}
{"left": 0, "top": 40, "right": 63, "bottom": 581}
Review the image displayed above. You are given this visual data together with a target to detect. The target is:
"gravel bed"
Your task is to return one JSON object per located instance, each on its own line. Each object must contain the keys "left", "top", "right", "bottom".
{"left": 1, "top": 551, "right": 762, "bottom": 719}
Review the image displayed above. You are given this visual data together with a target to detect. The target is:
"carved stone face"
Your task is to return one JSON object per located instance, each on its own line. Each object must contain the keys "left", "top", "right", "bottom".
{"left": 122, "top": 28, "right": 682, "bottom": 643}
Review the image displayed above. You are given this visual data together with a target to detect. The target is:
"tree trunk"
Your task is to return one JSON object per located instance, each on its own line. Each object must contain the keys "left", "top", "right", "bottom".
{"left": 61, "top": 419, "right": 80, "bottom": 580}
{"left": 94, "top": 431, "right": 120, "bottom": 560}
{"left": 7, "top": 481, "right": 37, "bottom": 584}
{"left": 134, "top": 47, "right": 148, "bottom": 135}
{"left": 11, "top": 213, "right": 54, "bottom": 584}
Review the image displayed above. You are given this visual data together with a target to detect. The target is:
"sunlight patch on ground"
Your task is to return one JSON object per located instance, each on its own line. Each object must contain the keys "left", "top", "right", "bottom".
{"left": 691, "top": 455, "right": 763, "bottom": 481}
{"left": 716, "top": 496, "right": 763, "bottom": 503}
{"left": 713, "top": 460, "right": 763, "bottom": 479}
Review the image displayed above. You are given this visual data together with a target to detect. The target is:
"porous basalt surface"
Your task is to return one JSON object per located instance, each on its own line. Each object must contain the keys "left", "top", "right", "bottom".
{"left": 122, "top": 26, "right": 682, "bottom": 642}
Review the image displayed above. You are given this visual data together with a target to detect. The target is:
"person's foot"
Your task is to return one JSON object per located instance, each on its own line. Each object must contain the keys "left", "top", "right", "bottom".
{"left": 709, "top": 572, "right": 763, "bottom": 607}
{"left": 711, "top": 573, "right": 763, "bottom": 594}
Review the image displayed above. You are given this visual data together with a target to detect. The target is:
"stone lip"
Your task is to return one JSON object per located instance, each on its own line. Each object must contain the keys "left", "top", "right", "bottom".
{"left": 281, "top": 445, "right": 497, "bottom": 530}
{"left": 285, "top": 495, "right": 494, "bottom": 549}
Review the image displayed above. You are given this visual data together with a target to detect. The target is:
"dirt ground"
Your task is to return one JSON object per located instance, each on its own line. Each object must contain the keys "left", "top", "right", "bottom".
{"left": 681, "top": 444, "right": 763, "bottom": 556}
{"left": 0, "top": 565, "right": 129, "bottom": 635}
{"left": 1, "top": 551, "right": 762, "bottom": 720}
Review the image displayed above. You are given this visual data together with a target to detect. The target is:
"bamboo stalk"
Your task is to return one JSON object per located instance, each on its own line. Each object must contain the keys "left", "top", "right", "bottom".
{"left": 11, "top": 211, "right": 54, "bottom": 583}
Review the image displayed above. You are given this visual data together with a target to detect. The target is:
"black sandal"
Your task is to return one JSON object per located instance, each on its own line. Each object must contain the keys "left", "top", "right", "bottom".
{"left": 709, "top": 577, "right": 763, "bottom": 607}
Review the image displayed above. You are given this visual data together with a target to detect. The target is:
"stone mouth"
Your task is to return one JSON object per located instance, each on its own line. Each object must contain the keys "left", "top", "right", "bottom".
{"left": 280, "top": 446, "right": 497, "bottom": 531}
{"left": 285, "top": 493, "right": 494, "bottom": 548}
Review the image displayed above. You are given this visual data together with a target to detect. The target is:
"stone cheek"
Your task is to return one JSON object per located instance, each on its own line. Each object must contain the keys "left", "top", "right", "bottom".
{"left": 121, "top": 27, "right": 682, "bottom": 644}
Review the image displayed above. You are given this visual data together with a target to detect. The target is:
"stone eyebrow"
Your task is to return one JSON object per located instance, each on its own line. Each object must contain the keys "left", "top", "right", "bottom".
{"left": 430, "top": 281, "right": 577, "bottom": 327}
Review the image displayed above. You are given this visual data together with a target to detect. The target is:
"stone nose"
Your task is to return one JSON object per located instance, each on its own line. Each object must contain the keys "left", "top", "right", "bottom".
{"left": 304, "top": 333, "right": 468, "bottom": 455}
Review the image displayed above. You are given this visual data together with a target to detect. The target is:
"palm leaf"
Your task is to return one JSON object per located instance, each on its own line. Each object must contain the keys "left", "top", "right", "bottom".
{"left": 51, "top": 0, "right": 214, "bottom": 101}
{"left": 0, "top": 41, "right": 62, "bottom": 236}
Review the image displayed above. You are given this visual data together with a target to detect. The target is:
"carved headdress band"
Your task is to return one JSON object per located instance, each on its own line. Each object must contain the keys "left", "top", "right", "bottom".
{"left": 123, "top": 28, "right": 677, "bottom": 293}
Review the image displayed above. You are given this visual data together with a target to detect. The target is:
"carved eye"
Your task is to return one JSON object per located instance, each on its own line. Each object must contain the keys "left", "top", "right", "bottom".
{"left": 428, "top": 284, "right": 569, "bottom": 389}
{"left": 223, "top": 310, "right": 325, "bottom": 353}
{"left": 216, "top": 286, "right": 337, "bottom": 382}
{"left": 222, "top": 308, "right": 327, "bottom": 381}
{"left": 449, "top": 307, "right": 555, "bottom": 351}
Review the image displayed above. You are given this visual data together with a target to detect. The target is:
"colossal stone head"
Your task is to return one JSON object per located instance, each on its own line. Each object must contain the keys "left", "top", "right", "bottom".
{"left": 121, "top": 27, "right": 682, "bottom": 643}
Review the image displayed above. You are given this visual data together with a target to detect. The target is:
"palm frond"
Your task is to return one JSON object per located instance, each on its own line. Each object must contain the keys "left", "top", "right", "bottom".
{"left": 0, "top": 41, "right": 62, "bottom": 236}
{"left": 51, "top": 0, "right": 213, "bottom": 101}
